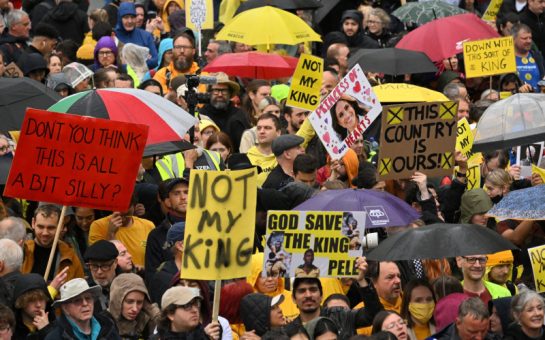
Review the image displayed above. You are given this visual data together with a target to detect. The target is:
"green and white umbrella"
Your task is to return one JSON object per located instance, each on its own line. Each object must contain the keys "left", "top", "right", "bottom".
{"left": 392, "top": 0, "right": 467, "bottom": 26}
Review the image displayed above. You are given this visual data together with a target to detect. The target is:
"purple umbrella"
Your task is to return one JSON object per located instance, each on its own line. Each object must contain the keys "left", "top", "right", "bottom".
{"left": 294, "top": 189, "right": 420, "bottom": 228}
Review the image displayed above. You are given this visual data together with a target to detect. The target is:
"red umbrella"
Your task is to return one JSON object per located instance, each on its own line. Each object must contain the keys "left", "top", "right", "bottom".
{"left": 395, "top": 13, "right": 499, "bottom": 62}
{"left": 203, "top": 52, "right": 298, "bottom": 79}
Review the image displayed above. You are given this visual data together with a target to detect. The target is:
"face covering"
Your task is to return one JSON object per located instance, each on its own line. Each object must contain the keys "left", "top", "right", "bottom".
{"left": 491, "top": 195, "right": 503, "bottom": 204}
{"left": 409, "top": 301, "right": 435, "bottom": 324}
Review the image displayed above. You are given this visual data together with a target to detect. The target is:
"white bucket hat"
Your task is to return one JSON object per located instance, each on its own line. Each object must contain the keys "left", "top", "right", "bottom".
{"left": 52, "top": 278, "right": 102, "bottom": 307}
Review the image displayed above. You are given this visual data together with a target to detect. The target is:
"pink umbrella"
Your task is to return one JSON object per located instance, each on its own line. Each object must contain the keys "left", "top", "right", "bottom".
{"left": 395, "top": 13, "right": 499, "bottom": 62}
{"left": 203, "top": 51, "right": 298, "bottom": 79}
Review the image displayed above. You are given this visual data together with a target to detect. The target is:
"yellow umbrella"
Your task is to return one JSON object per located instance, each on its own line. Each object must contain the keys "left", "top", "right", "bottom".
{"left": 216, "top": 6, "right": 321, "bottom": 48}
{"left": 373, "top": 83, "right": 449, "bottom": 102}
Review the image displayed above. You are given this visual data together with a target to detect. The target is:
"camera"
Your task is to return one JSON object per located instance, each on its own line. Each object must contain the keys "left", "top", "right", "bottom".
{"left": 184, "top": 75, "right": 217, "bottom": 105}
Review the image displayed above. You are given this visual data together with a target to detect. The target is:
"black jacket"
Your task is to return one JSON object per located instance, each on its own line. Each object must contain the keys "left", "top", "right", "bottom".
{"left": 40, "top": 1, "right": 89, "bottom": 45}
{"left": 519, "top": 7, "right": 545, "bottom": 59}
{"left": 150, "top": 324, "right": 209, "bottom": 340}
{"left": 225, "top": 110, "right": 251, "bottom": 152}
{"left": 44, "top": 313, "right": 121, "bottom": 340}
{"left": 240, "top": 294, "right": 273, "bottom": 336}
{"left": 504, "top": 322, "right": 545, "bottom": 340}
{"left": 199, "top": 103, "right": 245, "bottom": 133}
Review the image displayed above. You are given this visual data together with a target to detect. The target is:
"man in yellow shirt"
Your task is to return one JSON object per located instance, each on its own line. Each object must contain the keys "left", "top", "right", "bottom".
{"left": 247, "top": 113, "right": 281, "bottom": 187}
{"left": 88, "top": 195, "right": 154, "bottom": 268}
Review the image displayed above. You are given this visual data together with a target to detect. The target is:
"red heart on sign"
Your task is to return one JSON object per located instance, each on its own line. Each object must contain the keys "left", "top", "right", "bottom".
{"left": 353, "top": 81, "right": 361, "bottom": 93}
{"left": 333, "top": 146, "right": 339, "bottom": 154}
{"left": 322, "top": 131, "right": 330, "bottom": 144}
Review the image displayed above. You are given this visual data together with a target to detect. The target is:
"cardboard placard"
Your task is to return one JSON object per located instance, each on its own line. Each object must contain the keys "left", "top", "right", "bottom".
{"left": 463, "top": 36, "right": 517, "bottom": 78}
{"left": 378, "top": 102, "right": 458, "bottom": 180}
{"left": 264, "top": 210, "right": 366, "bottom": 278}
{"left": 286, "top": 54, "right": 323, "bottom": 111}
{"left": 3, "top": 109, "right": 148, "bottom": 211}
{"left": 186, "top": 0, "right": 214, "bottom": 30}
{"left": 182, "top": 169, "right": 257, "bottom": 280}
{"left": 308, "top": 64, "right": 382, "bottom": 159}
{"left": 455, "top": 117, "right": 474, "bottom": 160}
{"left": 482, "top": 0, "right": 504, "bottom": 21}
{"left": 528, "top": 245, "right": 545, "bottom": 292}
{"left": 4, "top": 62, "right": 23, "bottom": 78}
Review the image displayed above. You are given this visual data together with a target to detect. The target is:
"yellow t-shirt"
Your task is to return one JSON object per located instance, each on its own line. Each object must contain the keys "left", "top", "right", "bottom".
{"left": 88, "top": 215, "right": 154, "bottom": 267}
{"left": 247, "top": 146, "right": 277, "bottom": 187}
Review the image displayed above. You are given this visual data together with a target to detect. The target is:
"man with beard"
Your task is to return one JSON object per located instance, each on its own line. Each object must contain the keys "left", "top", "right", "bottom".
{"left": 154, "top": 31, "right": 199, "bottom": 93}
{"left": 456, "top": 255, "right": 510, "bottom": 305}
{"left": 88, "top": 195, "right": 154, "bottom": 268}
{"left": 283, "top": 106, "right": 308, "bottom": 135}
{"left": 198, "top": 72, "right": 244, "bottom": 131}
{"left": 288, "top": 257, "right": 382, "bottom": 339}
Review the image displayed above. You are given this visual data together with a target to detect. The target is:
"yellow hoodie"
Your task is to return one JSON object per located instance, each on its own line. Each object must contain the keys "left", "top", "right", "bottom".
{"left": 247, "top": 146, "right": 277, "bottom": 187}
{"left": 161, "top": 0, "right": 184, "bottom": 33}
{"left": 247, "top": 253, "right": 300, "bottom": 321}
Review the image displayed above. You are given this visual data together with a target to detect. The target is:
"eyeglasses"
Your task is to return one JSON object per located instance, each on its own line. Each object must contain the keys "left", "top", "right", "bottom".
{"left": 98, "top": 50, "right": 114, "bottom": 57}
{"left": 178, "top": 299, "right": 201, "bottom": 311}
{"left": 211, "top": 88, "right": 230, "bottom": 95}
{"left": 173, "top": 45, "right": 194, "bottom": 51}
{"left": 384, "top": 319, "right": 406, "bottom": 330}
{"left": 87, "top": 260, "right": 115, "bottom": 272}
{"left": 463, "top": 256, "right": 488, "bottom": 265}
{"left": 68, "top": 294, "right": 94, "bottom": 306}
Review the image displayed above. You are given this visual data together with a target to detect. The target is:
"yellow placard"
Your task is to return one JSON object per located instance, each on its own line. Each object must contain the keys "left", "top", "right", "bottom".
{"left": 286, "top": 53, "right": 323, "bottom": 111}
{"left": 500, "top": 91, "right": 513, "bottom": 99}
{"left": 264, "top": 210, "right": 366, "bottom": 278}
{"left": 529, "top": 245, "right": 545, "bottom": 292}
{"left": 185, "top": 0, "right": 214, "bottom": 30}
{"left": 482, "top": 0, "right": 504, "bottom": 21}
{"left": 533, "top": 164, "right": 545, "bottom": 182}
{"left": 182, "top": 169, "right": 257, "bottom": 280}
{"left": 463, "top": 36, "right": 517, "bottom": 78}
{"left": 455, "top": 118, "right": 474, "bottom": 160}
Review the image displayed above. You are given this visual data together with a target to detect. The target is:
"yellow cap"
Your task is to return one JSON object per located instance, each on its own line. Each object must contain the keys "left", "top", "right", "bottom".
{"left": 487, "top": 250, "right": 513, "bottom": 267}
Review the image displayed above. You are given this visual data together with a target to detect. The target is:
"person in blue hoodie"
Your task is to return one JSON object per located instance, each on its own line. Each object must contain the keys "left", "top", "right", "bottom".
{"left": 142, "top": 37, "right": 172, "bottom": 81}
{"left": 115, "top": 2, "right": 158, "bottom": 69}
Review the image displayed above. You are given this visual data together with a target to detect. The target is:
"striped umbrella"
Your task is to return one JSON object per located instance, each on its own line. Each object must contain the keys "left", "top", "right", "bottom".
{"left": 48, "top": 88, "right": 198, "bottom": 145}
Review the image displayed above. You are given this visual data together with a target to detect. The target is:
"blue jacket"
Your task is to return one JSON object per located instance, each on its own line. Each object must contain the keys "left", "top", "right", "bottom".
{"left": 142, "top": 38, "right": 173, "bottom": 81}
{"left": 115, "top": 2, "right": 158, "bottom": 69}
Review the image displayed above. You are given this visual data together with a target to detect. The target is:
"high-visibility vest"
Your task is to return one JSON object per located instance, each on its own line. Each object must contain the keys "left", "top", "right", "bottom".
{"left": 156, "top": 149, "right": 221, "bottom": 180}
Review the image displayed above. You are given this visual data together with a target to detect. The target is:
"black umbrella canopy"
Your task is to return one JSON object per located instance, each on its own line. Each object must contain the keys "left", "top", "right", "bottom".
{"left": 366, "top": 223, "right": 518, "bottom": 261}
{"left": 0, "top": 153, "right": 13, "bottom": 185}
{"left": 235, "top": 0, "right": 322, "bottom": 14}
{"left": 143, "top": 140, "right": 196, "bottom": 158}
{"left": 348, "top": 48, "right": 438, "bottom": 75}
{"left": 0, "top": 77, "right": 61, "bottom": 131}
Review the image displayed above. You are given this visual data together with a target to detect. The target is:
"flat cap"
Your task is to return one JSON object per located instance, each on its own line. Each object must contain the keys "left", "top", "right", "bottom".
{"left": 84, "top": 240, "right": 119, "bottom": 262}
{"left": 271, "top": 135, "right": 304, "bottom": 157}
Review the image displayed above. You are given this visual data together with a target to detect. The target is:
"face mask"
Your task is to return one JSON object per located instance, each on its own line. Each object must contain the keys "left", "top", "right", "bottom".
{"left": 491, "top": 195, "right": 503, "bottom": 204}
{"left": 409, "top": 301, "right": 435, "bottom": 324}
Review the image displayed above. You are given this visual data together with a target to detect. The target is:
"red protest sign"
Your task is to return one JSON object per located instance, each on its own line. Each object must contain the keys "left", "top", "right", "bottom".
{"left": 3, "top": 109, "right": 149, "bottom": 211}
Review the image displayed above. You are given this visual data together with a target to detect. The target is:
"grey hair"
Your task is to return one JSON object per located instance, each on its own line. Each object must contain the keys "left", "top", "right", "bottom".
{"left": 511, "top": 23, "right": 532, "bottom": 39}
{"left": 210, "top": 40, "right": 232, "bottom": 56}
{"left": 5, "top": 10, "right": 28, "bottom": 30}
{"left": 511, "top": 289, "right": 545, "bottom": 321}
{"left": 443, "top": 83, "right": 465, "bottom": 101}
{"left": 0, "top": 217, "right": 27, "bottom": 243}
{"left": 458, "top": 297, "right": 489, "bottom": 321}
{"left": 0, "top": 239, "right": 23, "bottom": 271}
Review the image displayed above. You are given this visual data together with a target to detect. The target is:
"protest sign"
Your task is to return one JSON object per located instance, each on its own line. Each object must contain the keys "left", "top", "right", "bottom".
{"left": 186, "top": 0, "right": 214, "bottom": 30}
{"left": 378, "top": 102, "right": 458, "bottom": 180}
{"left": 308, "top": 64, "right": 382, "bottom": 159}
{"left": 456, "top": 118, "right": 474, "bottom": 160}
{"left": 463, "top": 37, "right": 516, "bottom": 78}
{"left": 286, "top": 54, "right": 323, "bottom": 111}
{"left": 482, "top": 0, "right": 504, "bottom": 21}
{"left": 264, "top": 210, "right": 366, "bottom": 278}
{"left": 529, "top": 245, "right": 545, "bottom": 292}
{"left": 4, "top": 109, "right": 148, "bottom": 211}
{"left": 182, "top": 169, "right": 257, "bottom": 280}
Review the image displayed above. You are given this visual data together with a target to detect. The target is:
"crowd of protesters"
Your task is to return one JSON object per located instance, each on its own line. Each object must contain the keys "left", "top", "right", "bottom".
{"left": 1, "top": 0, "right": 545, "bottom": 339}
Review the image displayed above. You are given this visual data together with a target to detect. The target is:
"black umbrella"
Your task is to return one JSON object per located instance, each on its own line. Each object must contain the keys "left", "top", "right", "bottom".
{"left": 314, "top": 0, "right": 360, "bottom": 34}
{"left": 348, "top": 48, "right": 438, "bottom": 76}
{"left": 143, "top": 140, "right": 195, "bottom": 158}
{"left": 366, "top": 223, "right": 518, "bottom": 261}
{"left": 235, "top": 0, "right": 322, "bottom": 14}
{"left": 0, "top": 78, "right": 61, "bottom": 131}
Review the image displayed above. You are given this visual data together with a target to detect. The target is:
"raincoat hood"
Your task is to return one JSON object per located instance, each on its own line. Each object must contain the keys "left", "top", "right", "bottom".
{"left": 156, "top": 38, "right": 173, "bottom": 71}
{"left": 93, "top": 36, "right": 118, "bottom": 70}
{"left": 117, "top": 2, "right": 137, "bottom": 32}
{"left": 460, "top": 188, "right": 493, "bottom": 224}
{"left": 108, "top": 273, "right": 160, "bottom": 337}
{"left": 341, "top": 10, "right": 364, "bottom": 33}
{"left": 239, "top": 293, "right": 272, "bottom": 336}
{"left": 161, "top": 0, "right": 184, "bottom": 32}
{"left": 247, "top": 253, "right": 284, "bottom": 296}
{"left": 13, "top": 273, "right": 50, "bottom": 303}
